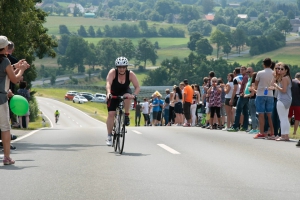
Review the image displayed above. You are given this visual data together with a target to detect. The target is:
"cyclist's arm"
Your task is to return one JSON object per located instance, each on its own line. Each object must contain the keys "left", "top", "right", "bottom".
{"left": 129, "top": 71, "right": 140, "bottom": 97}
{"left": 106, "top": 69, "right": 115, "bottom": 97}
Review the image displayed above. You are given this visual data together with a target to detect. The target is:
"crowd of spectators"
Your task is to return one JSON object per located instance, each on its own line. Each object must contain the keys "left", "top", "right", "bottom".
{"left": 135, "top": 58, "right": 300, "bottom": 147}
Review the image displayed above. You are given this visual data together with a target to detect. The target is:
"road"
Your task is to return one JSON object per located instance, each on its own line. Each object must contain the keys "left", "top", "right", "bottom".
{"left": 1, "top": 97, "right": 300, "bottom": 199}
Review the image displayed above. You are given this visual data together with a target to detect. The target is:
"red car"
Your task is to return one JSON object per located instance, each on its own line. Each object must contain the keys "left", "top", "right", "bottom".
{"left": 64, "top": 91, "right": 78, "bottom": 100}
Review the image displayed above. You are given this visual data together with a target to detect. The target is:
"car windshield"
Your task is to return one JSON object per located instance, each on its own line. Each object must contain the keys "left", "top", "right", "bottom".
{"left": 79, "top": 96, "right": 85, "bottom": 99}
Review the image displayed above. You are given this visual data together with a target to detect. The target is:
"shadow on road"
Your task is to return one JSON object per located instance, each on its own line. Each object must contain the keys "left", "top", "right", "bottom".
{"left": 0, "top": 165, "right": 38, "bottom": 170}
{"left": 109, "top": 152, "right": 150, "bottom": 157}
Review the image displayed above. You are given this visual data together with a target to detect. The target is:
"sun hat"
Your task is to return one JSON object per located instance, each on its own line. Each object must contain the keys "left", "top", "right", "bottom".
{"left": 0, "top": 36, "right": 9, "bottom": 49}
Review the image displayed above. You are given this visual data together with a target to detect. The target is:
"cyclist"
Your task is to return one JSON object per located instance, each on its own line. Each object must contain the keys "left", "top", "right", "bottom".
{"left": 54, "top": 110, "right": 60, "bottom": 123}
{"left": 105, "top": 57, "right": 140, "bottom": 146}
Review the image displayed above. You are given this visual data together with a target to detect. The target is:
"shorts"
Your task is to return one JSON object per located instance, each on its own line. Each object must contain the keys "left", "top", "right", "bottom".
{"left": 0, "top": 102, "right": 11, "bottom": 131}
{"left": 255, "top": 96, "right": 274, "bottom": 113}
{"left": 205, "top": 103, "right": 210, "bottom": 114}
{"left": 225, "top": 98, "right": 231, "bottom": 106}
{"left": 288, "top": 106, "right": 300, "bottom": 120}
{"left": 107, "top": 88, "right": 132, "bottom": 112}
{"left": 233, "top": 95, "right": 239, "bottom": 107}
{"left": 174, "top": 102, "right": 183, "bottom": 114}
{"left": 153, "top": 111, "right": 158, "bottom": 120}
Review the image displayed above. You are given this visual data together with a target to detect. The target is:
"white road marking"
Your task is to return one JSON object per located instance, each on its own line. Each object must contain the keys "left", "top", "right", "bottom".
{"left": 12, "top": 130, "right": 41, "bottom": 143}
{"left": 157, "top": 144, "right": 181, "bottom": 154}
{"left": 132, "top": 130, "right": 142, "bottom": 134}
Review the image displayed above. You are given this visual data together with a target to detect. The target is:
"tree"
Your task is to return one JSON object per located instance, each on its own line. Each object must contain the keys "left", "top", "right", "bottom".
{"left": 85, "top": 43, "right": 97, "bottom": 71}
{"left": 64, "top": 36, "right": 89, "bottom": 72}
{"left": 187, "top": 32, "right": 203, "bottom": 51}
{"left": 118, "top": 38, "right": 136, "bottom": 60}
{"left": 221, "top": 0, "right": 227, "bottom": 8}
{"left": 59, "top": 25, "right": 70, "bottom": 35}
{"left": 275, "top": 17, "right": 293, "bottom": 36}
{"left": 0, "top": 0, "right": 57, "bottom": 89}
{"left": 96, "top": 38, "right": 119, "bottom": 76}
{"left": 88, "top": 26, "right": 95, "bottom": 37}
{"left": 231, "top": 28, "right": 247, "bottom": 54}
{"left": 287, "top": 10, "right": 295, "bottom": 20}
{"left": 201, "top": 0, "right": 214, "bottom": 14}
{"left": 179, "top": 5, "right": 200, "bottom": 24}
{"left": 96, "top": 27, "right": 103, "bottom": 37}
{"left": 195, "top": 39, "right": 213, "bottom": 56}
{"left": 222, "top": 42, "right": 231, "bottom": 59}
{"left": 139, "top": 20, "right": 148, "bottom": 34}
{"left": 78, "top": 25, "right": 88, "bottom": 37}
{"left": 210, "top": 30, "right": 226, "bottom": 59}
{"left": 57, "top": 34, "right": 70, "bottom": 55}
{"left": 50, "top": 74, "right": 56, "bottom": 85}
{"left": 136, "top": 38, "right": 158, "bottom": 68}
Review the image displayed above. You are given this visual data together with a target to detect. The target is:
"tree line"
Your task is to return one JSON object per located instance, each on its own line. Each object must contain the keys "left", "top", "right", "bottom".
{"left": 60, "top": 20, "right": 185, "bottom": 38}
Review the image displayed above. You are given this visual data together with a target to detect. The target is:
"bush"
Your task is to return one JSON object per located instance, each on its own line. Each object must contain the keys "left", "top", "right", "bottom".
{"left": 29, "top": 96, "right": 39, "bottom": 122}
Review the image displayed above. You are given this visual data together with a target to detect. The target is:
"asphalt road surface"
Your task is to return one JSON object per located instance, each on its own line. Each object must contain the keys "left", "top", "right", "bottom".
{"left": 1, "top": 97, "right": 300, "bottom": 200}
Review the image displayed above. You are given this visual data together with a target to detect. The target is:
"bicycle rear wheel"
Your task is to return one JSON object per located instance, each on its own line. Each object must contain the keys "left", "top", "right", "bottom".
{"left": 113, "top": 111, "right": 120, "bottom": 151}
{"left": 116, "top": 112, "right": 126, "bottom": 154}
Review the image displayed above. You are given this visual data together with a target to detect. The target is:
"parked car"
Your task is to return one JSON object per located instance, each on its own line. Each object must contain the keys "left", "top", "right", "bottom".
{"left": 91, "top": 93, "right": 107, "bottom": 103}
{"left": 65, "top": 91, "right": 78, "bottom": 100}
{"left": 79, "top": 94, "right": 93, "bottom": 101}
{"left": 79, "top": 92, "right": 93, "bottom": 96}
{"left": 73, "top": 95, "right": 88, "bottom": 104}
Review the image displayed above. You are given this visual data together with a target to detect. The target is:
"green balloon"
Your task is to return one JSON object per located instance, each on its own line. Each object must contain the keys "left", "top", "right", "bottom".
{"left": 9, "top": 95, "right": 29, "bottom": 116}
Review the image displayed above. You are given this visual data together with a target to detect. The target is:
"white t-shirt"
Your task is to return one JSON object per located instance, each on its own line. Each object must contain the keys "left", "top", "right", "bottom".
{"left": 142, "top": 101, "right": 149, "bottom": 114}
{"left": 256, "top": 68, "right": 273, "bottom": 97}
{"left": 225, "top": 82, "right": 234, "bottom": 98}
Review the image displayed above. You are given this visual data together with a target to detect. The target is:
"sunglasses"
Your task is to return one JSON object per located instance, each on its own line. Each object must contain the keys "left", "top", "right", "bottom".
{"left": 276, "top": 68, "right": 284, "bottom": 71}
{"left": 246, "top": 71, "right": 251, "bottom": 73}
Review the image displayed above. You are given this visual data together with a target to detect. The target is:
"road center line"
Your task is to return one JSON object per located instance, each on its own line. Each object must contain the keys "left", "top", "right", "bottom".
{"left": 132, "top": 130, "right": 142, "bottom": 134}
{"left": 157, "top": 144, "right": 181, "bottom": 154}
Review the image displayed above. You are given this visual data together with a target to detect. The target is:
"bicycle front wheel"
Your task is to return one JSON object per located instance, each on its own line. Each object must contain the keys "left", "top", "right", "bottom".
{"left": 116, "top": 112, "right": 126, "bottom": 154}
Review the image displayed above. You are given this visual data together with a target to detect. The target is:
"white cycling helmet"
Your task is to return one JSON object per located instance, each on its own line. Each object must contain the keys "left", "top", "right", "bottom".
{"left": 115, "top": 57, "right": 128, "bottom": 67}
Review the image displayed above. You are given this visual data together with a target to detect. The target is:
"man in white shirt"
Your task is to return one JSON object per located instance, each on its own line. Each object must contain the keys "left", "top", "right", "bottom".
{"left": 254, "top": 58, "right": 274, "bottom": 139}
{"left": 142, "top": 98, "right": 149, "bottom": 126}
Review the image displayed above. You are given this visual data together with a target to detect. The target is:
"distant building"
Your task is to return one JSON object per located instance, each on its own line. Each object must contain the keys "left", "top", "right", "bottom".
{"left": 290, "top": 18, "right": 300, "bottom": 32}
{"left": 68, "top": 3, "right": 84, "bottom": 14}
{"left": 205, "top": 14, "right": 215, "bottom": 22}
{"left": 85, "top": 6, "right": 98, "bottom": 13}
{"left": 84, "top": 13, "right": 96, "bottom": 18}
{"left": 237, "top": 14, "right": 248, "bottom": 19}
{"left": 228, "top": 3, "right": 240, "bottom": 7}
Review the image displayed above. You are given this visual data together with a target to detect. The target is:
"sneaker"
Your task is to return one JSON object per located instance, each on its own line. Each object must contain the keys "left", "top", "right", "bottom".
{"left": 11, "top": 135, "right": 18, "bottom": 140}
{"left": 3, "top": 156, "right": 15, "bottom": 165}
{"left": 10, "top": 145, "right": 16, "bottom": 150}
{"left": 125, "top": 115, "right": 130, "bottom": 126}
{"left": 217, "top": 125, "right": 222, "bottom": 130}
{"left": 106, "top": 136, "right": 112, "bottom": 146}
{"left": 253, "top": 133, "right": 266, "bottom": 139}
{"left": 296, "top": 140, "right": 300, "bottom": 147}
{"left": 227, "top": 127, "right": 239, "bottom": 132}
{"left": 249, "top": 129, "right": 258, "bottom": 134}
{"left": 183, "top": 123, "right": 191, "bottom": 127}
{"left": 240, "top": 128, "right": 247, "bottom": 131}
{"left": 222, "top": 127, "right": 228, "bottom": 131}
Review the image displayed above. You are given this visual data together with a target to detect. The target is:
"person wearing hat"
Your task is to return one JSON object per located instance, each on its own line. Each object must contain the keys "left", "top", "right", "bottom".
{"left": 0, "top": 35, "right": 29, "bottom": 165}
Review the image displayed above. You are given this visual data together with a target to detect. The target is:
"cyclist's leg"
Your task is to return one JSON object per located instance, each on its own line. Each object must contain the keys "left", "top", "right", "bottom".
{"left": 107, "top": 98, "right": 118, "bottom": 145}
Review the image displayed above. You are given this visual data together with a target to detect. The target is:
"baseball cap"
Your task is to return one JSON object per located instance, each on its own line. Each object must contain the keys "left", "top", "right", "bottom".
{"left": 0, "top": 36, "right": 9, "bottom": 49}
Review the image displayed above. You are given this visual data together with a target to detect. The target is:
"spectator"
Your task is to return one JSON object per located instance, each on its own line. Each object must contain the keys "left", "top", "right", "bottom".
{"left": 193, "top": 84, "right": 202, "bottom": 126}
{"left": 191, "top": 84, "right": 201, "bottom": 126}
{"left": 246, "top": 72, "right": 259, "bottom": 134}
{"left": 163, "top": 89, "right": 170, "bottom": 126}
{"left": 157, "top": 94, "right": 164, "bottom": 126}
{"left": 223, "top": 73, "right": 234, "bottom": 131}
{"left": 253, "top": 58, "right": 274, "bottom": 139}
{"left": 273, "top": 64, "right": 292, "bottom": 141}
{"left": 290, "top": 73, "right": 300, "bottom": 146}
{"left": 207, "top": 77, "right": 222, "bottom": 130}
{"left": 17, "top": 81, "right": 30, "bottom": 128}
{"left": 218, "top": 78, "right": 226, "bottom": 129}
{"left": 142, "top": 98, "right": 149, "bottom": 126}
{"left": 167, "top": 86, "right": 176, "bottom": 126}
{"left": 0, "top": 35, "right": 29, "bottom": 165}
{"left": 135, "top": 101, "right": 141, "bottom": 126}
{"left": 183, "top": 79, "right": 193, "bottom": 127}
{"left": 173, "top": 86, "right": 183, "bottom": 126}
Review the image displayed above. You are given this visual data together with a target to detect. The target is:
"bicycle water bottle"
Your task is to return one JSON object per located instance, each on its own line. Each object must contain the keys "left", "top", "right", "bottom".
{"left": 264, "top": 87, "right": 268, "bottom": 95}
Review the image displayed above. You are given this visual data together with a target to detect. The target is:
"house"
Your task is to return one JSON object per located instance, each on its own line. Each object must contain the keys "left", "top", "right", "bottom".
{"left": 237, "top": 14, "right": 248, "bottom": 19}
{"left": 205, "top": 14, "right": 215, "bottom": 22}
{"left": 68, "top": 3, "right": 85, "bottom": 14}
{"left": 85, "top": 6, "right": 98, "bottom": 13}
{"left": 228, "top": 3, "right": 240, "bottom": 7}
{"left": 84, "top": 13, "right": 96, "bottom": 18}
{"left": 290, "top": 18, "right": 300, "bottom": 32}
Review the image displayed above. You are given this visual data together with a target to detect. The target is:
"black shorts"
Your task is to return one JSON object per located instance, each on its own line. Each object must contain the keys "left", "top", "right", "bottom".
{"left": 153, "top": 111, "right": 159, "bottom": 120}
{"left": 225, "top": 98, "right": 231, "bottom": 106}
{"left": 174, "top": 102, "right": 183, "bottom": 114}
{"left": 233, "top": 95, "right": 239, "bottom": 107}
{"left": 107, "top": 88, "right": 132, "bottom": 112}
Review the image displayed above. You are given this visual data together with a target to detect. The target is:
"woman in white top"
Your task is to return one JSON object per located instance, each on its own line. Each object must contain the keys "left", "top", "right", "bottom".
{"left": 191, "top": 84, "right": 201, "bottom": 126}
{"left": 223, "top": 73, "right": 234, "bottom": 130}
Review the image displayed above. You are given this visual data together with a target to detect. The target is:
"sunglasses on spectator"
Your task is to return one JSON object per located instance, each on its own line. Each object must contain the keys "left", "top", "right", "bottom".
{"left": 276, "top": 68, "right": 284, "bottom": 71}
{"left": 246, "top": 71, "right": 251, "bottom": 73}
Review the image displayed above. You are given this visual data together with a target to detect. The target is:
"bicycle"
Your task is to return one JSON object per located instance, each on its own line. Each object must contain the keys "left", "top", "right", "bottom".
{"left": 110, "top": 95, "right": 136, "bottom": 154}
{"left": 55, "top": 115, "right": 59, "bottom": 123}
